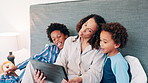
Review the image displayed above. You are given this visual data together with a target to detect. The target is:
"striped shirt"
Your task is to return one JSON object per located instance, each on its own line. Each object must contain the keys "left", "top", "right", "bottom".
{"left": 0, "top": 44, "right": 60, "bottom": 83}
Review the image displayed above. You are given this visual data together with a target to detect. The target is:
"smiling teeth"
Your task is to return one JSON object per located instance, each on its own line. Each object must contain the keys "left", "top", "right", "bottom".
{"left": 57, "top": 42, "right": 61, "bottom": 46}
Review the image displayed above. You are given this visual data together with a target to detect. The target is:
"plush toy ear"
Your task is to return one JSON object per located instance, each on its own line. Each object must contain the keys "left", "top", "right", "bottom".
{"left": 1, "top": 61, "right": 15, "bottom": 72}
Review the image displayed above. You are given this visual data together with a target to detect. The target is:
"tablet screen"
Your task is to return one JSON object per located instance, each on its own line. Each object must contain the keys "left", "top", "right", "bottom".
{"left": 30, "top": 59, "right": 68, "bottom": 83}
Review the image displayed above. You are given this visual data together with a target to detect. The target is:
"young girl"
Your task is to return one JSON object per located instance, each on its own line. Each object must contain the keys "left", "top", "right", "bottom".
{"left": 27, "top": 14, "right": 106, "bottom": 83}
{"left": 99, "top": 22, "right": 131, "bottom": 83}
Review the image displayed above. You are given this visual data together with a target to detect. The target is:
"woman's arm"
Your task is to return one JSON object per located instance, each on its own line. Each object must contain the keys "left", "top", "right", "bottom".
{"left": 55, "top": 37, "right": 72, "bottom": 72}
{"left": 80, "top": 50, "right": 105, "bottom": 83}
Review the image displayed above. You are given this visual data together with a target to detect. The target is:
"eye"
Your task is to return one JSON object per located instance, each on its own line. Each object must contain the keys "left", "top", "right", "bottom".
{"left": 86, "top": 28, "right": 93, "bottom": 33}
{"left": 57, "top": 35, "right": 61, "bottom": 38}
{"left": 52, "top": 38, "right": 55, "bottom": 41}
{"left": 88, "top": 29, "right": 92, "bottom": 32}
{"left": 104, "top": 41, "right": 107, "bottom": 44}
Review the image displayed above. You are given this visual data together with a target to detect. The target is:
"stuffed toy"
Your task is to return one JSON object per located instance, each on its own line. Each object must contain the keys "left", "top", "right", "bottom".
{"left": 1, "top": 61, "right": 15, "bottom": 72}
{"left": 0, "top": 61, "right": 17, "bottom": 76}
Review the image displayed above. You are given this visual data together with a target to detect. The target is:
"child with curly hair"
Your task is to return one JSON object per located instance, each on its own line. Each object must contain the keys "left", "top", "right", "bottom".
{"left": 0, "top": 23, "right": 70, "bottom": 83}
{"left": 99, "top": 22, "right": 132, "bottom": 83}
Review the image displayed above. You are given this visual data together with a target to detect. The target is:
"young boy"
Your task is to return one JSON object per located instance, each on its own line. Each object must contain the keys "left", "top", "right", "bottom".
{"left": 100, "top": 22, "right": 131, "bottom": 83}
{"left": 0, "top": 23, "right": 70, "bottom": 83}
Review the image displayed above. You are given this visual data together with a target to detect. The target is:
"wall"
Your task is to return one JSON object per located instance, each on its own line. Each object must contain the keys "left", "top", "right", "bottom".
{"left": 0, "top": 0, "right": 75, "bottom": 65}
{"left": 0, "top": 0, "right": 30, "bottom": 65}
{"left": 30, "top": 0, "right": 148, "bottom": 76}
{"left": 1, "top": 0, "right": 147, "bottom": 77}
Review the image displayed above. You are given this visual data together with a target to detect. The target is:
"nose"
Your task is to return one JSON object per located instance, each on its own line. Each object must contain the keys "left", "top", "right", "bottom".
{"left": 100, "top": 42, "right": 103, "bottom": 47}
{"left": 80, "top": 26, "right": 86, "bottom": 32}
{"left": 79, "top": 31, "right": 83, "bottom": 35}
{"left": 55, "top": 38, "right": 59, "bottom": 42}
{"left": 79, "top": 30, "right": 86, "bottom": 36}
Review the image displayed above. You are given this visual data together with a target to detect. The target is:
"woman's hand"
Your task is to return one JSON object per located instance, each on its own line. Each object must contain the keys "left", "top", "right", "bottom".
{"left": 34, "top": 69, "right": 46, "bottom": 83}
{"left": 69, "top": 77, "right": 82, "bottom": 83}
{"left": 61, "top": 77, "right": 82, "bottom": 83}
{"left": 61, "top": 79, "right": 69, "bottom": 83}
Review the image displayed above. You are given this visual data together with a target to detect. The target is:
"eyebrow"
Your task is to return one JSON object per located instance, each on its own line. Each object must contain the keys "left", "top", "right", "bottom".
{"left": 102, "top": 38, "right": 108, "bottom": 41}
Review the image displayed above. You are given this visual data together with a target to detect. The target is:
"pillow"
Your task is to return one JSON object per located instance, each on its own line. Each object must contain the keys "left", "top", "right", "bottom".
{"left": 125, "top": 56, "right": 147, "bottom": 83}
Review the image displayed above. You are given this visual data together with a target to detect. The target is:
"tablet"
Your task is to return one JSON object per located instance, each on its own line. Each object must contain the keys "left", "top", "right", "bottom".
{"left": 30, "top": 59, "right": 68, "bottom": 83}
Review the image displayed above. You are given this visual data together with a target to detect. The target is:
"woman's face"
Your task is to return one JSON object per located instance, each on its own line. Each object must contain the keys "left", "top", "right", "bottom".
{"left": 51, "top": 30, "right": 68, "bottom": 50}
{"left": 78, "top": 18, "right": 98, "bottom": 39}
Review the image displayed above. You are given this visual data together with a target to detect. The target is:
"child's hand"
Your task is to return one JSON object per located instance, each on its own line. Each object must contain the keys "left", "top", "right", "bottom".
{"left": 34, "top": 69, "right": 46, "bottom": 83}
{"left": 5, "top": 66, "right": 18, "bottom": 76}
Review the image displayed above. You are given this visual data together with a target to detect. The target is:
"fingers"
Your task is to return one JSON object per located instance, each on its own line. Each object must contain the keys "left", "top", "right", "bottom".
{"left": 34, "top": 69, "right": 40, "bottom": 82}
{"left": 36, "top": 69, "right": 40, "bottom": 78}
{"left": 34, "top": 69, "right": 38, "bottom": 82}
{"left": 68, "top": 77, "right": 82, "bottom": 83}
{"left": 40, "top": 74, "right": 46, "bottom": 83}
{"left": 5, "top": 69, "right": 13, "bottom": 76}
{"left": 38, "top": 73, "right": 46, "bottom": 83}
{"left": 5, "top": 66, "right": 17, "bottom": 76}
{"left": 37, "top": 72, "right": 46, "bottom": 83}
{"left": 61, "top": 78, "right": 77, "bottom": 83}
{"left": 61, "top": 79, "right": 69, "bottom": 83}
{"left": 5, "top": 69, "right": 12, "bottom": 74}
{"left": 39, "top": 72, "right": 45, "bottom": 81}
{"left": 34, "top": 69, "right": 46, "bottom": 83}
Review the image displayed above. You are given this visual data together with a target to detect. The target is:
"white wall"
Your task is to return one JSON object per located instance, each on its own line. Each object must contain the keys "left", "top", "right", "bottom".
{"left": 0, "top": 0, "right": 30, "bottom": 65}
{"left": 0, "top": 0, "right": 77, "bottom": 66}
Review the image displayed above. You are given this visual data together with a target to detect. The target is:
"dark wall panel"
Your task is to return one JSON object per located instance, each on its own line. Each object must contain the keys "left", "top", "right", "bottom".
{"left": 30, "top": 0, "right": 148, "bottom": 75}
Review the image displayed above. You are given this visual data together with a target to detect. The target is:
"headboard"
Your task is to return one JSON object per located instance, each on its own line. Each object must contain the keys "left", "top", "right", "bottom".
{"left": 30, "top": 0, "right": 148, "bottom": 75}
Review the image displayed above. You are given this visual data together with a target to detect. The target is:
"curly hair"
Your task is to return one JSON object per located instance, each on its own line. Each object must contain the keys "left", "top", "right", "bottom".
{"left": 100, "top": 22, "right": 128, "bottom": 48}
{"left": 46, "top": 23, "right": 70, "bottom": 42}
{"left": 75, "top": 14, "right": 106, "bottom": 49}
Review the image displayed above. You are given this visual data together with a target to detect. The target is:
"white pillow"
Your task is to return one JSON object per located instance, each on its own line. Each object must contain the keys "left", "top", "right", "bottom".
{"left": 125, "top": 55, "right": 147, "bottom": 83}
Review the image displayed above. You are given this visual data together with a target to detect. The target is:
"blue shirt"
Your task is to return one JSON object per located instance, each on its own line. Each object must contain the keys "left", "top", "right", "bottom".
{"left": 101, "top": 52, "right": 131, "bottom": 83}
{"left": 0, "top": 44, "right": 60, "bottom": 83}
{"left": 17, "top": 44, "right": 60, "bottom": 70}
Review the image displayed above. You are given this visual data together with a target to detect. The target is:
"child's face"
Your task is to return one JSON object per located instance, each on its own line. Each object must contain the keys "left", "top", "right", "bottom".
{"left": 51, "top": 30, "right": 68, "bottom": 50}
{"left": 100, "top": 31, "right": 119, "bottom": 55}
{"left": 78, "top": 18, "right": 98, "bottom": 40}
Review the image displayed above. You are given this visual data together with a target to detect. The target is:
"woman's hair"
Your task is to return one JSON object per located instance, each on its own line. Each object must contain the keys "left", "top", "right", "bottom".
{"left": 100, "top": 22, "right": 128, "bottom": 48}
{"left": 75, "top": 14, "right": 106, "bottom": 49}
{"left": 46, "top": 23, "right": 70, "bottom": 42}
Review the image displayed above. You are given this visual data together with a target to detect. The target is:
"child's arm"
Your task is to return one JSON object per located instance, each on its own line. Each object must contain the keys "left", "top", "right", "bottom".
{"left": 16, "top": 59, "right": 30, "bottom": 70}
{"left": 17, "top": 45, "right": 54, "bottom": 70}
{"left": 115, "top": 61, "right": 130, "bottom": 83}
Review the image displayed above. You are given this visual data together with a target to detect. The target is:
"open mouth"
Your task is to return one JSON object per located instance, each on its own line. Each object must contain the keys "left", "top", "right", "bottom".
{"left": 101, "top": 48, "right": 105, "bottom": 51}
{"left": 56, "top": 42, "right": 62, "bottom": 47}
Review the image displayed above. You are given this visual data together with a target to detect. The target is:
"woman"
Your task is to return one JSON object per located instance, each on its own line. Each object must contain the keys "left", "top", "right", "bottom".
{"left": 34, "top": 14, "right": 106, "bottom": 83}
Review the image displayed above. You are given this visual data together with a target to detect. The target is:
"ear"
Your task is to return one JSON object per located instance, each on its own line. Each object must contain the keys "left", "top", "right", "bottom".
{"left": 114, "top": 43, "right": 120, "bottom": 49}
{"left": 65, "top": 35, "right": 68, "bottom": 39}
